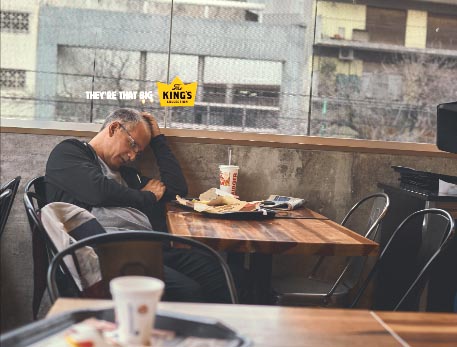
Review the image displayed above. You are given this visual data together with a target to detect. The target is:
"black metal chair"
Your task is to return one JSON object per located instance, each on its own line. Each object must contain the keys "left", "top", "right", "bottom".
{"left": 47, "top": 231, "right": 239, "bottom": 304}
{"left": 0, "top": 189, "right": 12, "bottom": 201}
{"left": 350, "top": 208, "right": 455, "bottom": 311}
{"left": 23, "top": 176, "right": 59, "bottom": 319}
{"left": 23, "top": 177, "right": 164, "bottom": 317}
{"left": 23, "top": 176, "right": 52, "bottom": 249}
{"left": 273, "top": 193, "right": 390, "bottom": 307}
{"left": 0, "top": 176, "right": 21, "bottom": 238}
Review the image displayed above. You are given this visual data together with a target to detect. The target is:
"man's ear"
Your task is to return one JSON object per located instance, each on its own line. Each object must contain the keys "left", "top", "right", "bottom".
{"left": 108, "top": 122, "right": 120, "bottom": 137}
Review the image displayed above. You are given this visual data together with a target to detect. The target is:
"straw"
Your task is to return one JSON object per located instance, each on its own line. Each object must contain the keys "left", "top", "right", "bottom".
{"left": 228, "top": 148, "right": 232, "bottom": 166}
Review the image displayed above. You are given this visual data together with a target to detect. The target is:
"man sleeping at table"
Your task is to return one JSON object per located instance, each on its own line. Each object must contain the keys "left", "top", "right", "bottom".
{"left": 44, "top": 108, "right": 231, "bottom": 303}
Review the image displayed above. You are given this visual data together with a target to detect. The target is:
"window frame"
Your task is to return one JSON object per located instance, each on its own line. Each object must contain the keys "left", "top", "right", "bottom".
{"left": 1, "top": 119, "right": 455, "bottom": 159}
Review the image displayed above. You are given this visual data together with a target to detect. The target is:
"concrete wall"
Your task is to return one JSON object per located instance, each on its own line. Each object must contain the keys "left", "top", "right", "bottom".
{"left": 1, "top": 131, "right": 456, "bottom": 331}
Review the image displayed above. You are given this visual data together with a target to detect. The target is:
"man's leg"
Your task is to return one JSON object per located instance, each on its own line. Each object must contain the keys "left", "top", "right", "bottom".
{"left": 162, "top": 265, "right": 204, "bottom": 302}
{"left": 163, "top": 248, "right": 232, "bottom": 303}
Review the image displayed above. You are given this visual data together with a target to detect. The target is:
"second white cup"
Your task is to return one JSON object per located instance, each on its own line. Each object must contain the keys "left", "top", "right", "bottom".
{"left": 110, "top": 276, "right": 164, "bottom": 346}
{"left": 219, "top": 165, "right": 239, "bottom": 195}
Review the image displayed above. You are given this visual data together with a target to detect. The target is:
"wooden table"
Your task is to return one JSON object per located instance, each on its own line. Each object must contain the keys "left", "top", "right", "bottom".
{"left": 49, "top": 298, "right": 457, "bottom": 347}
{"left": 166, "top": 204, "right": 379, "bottom": 256}
{"left": 166, "top": 204, "right": 379, "bottom": 303}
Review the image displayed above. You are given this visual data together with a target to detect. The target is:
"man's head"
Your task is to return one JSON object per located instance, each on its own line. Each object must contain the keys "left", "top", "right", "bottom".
{"left": 94, "top": 108, "right": 153, "bottom": 170}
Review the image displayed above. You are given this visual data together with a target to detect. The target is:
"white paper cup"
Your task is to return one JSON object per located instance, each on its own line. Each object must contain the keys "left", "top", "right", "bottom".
{"left": 110, "top": 276, "right": 164, "bottom": 346}
{"left": 219, "top": 165, "right": 239, "bottom": 195}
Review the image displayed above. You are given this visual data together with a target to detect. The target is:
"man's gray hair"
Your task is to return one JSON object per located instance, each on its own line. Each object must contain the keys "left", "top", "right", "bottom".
{"left": 100, "top": 108, "right": 152, "bottom": 134}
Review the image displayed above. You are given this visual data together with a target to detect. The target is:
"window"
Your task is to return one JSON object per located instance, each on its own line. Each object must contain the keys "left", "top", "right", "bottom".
{"left": 232, "top": 86, "right": 280, "bottom": 107}
{"left": 366, "top": 7, "right": 407, "bottom": 45}
{"left": 0, "top": 11, "right": 29, "bottom": 33}
{"left": 1, "top": 1, "right": 457, "bottom": 145}
{"left": 336, "top": 74, "right": 360, "bottom": 96}
{"left": 202, "top": 84, "right": 227, "bottom": 104}
{"left": 360, "top": 73, "right": 402, "bottom": 101}
{"left": 427, "top": 13, "right": 457, "bottom": 50}
{"left": 0, "top": 69, "right": 26, "bottom": 88}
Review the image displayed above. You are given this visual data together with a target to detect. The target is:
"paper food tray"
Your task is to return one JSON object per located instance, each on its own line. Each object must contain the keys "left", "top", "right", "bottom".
{"left": 0, "top": 308, "right": 251, "bottom": 347}
{"left": 173, "top": 200, "right": 276, "bottom": 220}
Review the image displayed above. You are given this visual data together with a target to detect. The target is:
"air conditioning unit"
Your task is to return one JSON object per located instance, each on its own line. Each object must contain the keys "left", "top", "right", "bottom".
{"left": 338, "top": 48, "right": 354, "bottom": 61}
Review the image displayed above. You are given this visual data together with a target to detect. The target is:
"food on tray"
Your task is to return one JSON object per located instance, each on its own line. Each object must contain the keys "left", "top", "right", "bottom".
{"left": 176, "top": 188, "right": 260, "bottom": 215}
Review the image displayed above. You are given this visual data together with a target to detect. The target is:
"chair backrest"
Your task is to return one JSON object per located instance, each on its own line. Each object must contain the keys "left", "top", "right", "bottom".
{"left": 0, "top": 176, "right": 21, "bottom": 237}
{"left": 341, "top": 193, "right": 390, "bottom": 239}
{"left": 24, "top": 176, "right": 53, "bottom": 240}
{"left": 40, "top": 202, "right": 164, "bottom": 301}
{"left": 350, "top": 208, "right": 455, "bottom": 311}
{"left": 93, "top": 240, "right": 164, "bottom": 297}
{"left": 24, "top": 176, "right": 46, "bottom": 209}
{"left": 309, "top": 193, "right": 390, "bottom": 289}
{"left": 0, "top": 189, "right": 12, "bottom": 200}
{"left": 23, "top": 176, "right": 56, "bottom": 319}
{"left": 336, "top": 193, "right": 390, "bottom": 289}
{"left": 24, "top": 176, "right": 59, "bottom": 262}
{"left": 47, "top": 231, "right": 239, "bottom": 304}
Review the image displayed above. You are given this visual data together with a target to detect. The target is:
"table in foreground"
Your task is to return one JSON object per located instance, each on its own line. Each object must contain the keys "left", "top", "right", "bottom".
{"left": 49, "top": 298, "right": 457, "bottom": 347}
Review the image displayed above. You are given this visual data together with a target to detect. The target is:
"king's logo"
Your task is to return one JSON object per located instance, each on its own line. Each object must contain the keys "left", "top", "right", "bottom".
{"left": 157, "top": 77, "right": 197, "bottom": 107}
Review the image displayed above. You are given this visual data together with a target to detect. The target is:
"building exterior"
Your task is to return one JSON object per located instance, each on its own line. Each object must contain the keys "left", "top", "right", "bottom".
{"left": 311, "top": 0, "right": 457, "bottom": 142}
{"left": 1, "top": 0, "right": 308, "bottom": 135}
{"left": 0, "top": 0, "right": 40, "bottom": 119}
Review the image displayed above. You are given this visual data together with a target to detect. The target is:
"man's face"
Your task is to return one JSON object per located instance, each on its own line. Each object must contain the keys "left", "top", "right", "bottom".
{"left": 105, "top": 121, "right": 151, "bottom": 170}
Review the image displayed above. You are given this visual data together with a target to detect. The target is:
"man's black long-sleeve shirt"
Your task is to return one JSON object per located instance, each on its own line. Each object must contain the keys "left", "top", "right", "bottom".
{"left": 44, "top": 134, "right": 188, "bottom": 229}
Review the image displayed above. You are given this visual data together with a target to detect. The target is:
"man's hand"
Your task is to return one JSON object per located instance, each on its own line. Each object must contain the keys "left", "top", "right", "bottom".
{"left": 141, "top": 179, "right": 166, "bottom": 201}
{"left": 141, "top": 112, "right": 161, "bottom": 138}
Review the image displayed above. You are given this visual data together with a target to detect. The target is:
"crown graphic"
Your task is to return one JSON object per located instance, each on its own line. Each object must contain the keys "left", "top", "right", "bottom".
{"left": 156, "top": 77, "right": 197, "bottom": 107}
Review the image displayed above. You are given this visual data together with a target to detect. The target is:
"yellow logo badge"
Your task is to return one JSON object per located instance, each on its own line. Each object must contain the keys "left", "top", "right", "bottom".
{"left": 156, "top": 77, "right": 197, "bottom": 107}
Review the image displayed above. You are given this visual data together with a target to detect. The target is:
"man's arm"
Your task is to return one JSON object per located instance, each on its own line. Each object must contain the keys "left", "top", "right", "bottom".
{"left": 46, "top": 139, "right": 157, "bottom": 208}
{"left": 142, "top": 113, "right": 188, "bottom": 201}
{"left": 149, "top": 134, "right": 188, "bottom": 200}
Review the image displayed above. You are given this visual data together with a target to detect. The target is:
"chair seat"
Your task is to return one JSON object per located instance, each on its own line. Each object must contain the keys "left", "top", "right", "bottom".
{"left": 272, "top": 276, "right": 351, "bottom": 307}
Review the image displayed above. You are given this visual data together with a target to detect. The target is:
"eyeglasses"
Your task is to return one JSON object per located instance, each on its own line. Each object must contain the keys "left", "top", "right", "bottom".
{"left": 119, "top": 123, "right": 140, "bottom": 154}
